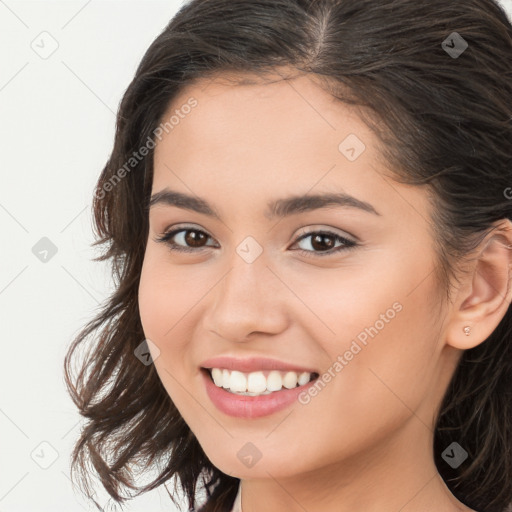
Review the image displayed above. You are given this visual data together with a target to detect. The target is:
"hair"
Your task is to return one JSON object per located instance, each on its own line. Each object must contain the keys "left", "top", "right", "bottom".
{"left": 63, "top": 0, "right": 512, "bottom": 511}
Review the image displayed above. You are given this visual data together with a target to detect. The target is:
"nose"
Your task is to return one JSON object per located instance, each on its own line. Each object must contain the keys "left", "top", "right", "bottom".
{"left": 201, "top": 251, "right": 288, "bottom": 342}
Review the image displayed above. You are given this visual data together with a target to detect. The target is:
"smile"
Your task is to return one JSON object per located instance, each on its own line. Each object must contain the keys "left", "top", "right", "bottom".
{"left": 201, "top": 368, "right": 320, "bottom": 418}
{"left": 208, "top": 368, "right": 318, "bottom": 395}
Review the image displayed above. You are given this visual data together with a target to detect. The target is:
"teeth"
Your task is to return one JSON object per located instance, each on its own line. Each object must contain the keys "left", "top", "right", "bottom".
{"left": 247, "top": 371, "right": 267, "bottom": 393}
{"left": 222, "top": 369, "right": 230, "bottom": 388}
{"left": 209, "top": 368, "right": 316, "bottom": 395}
{"left": 230, "top": 371, "right": 247, "bottom": 392}
{"left": 267, "top": 371, "right": 283, "bottom": 392}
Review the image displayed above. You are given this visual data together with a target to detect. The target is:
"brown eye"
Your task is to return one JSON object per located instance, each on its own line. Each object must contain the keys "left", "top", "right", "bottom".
{"left": 183, "top": 230, "right": 208, "bottom": 247}
{"left": 310, "top": 233, "right": 335, "bottom": 251}
{"left": 156, "top": 227, "right": 358, "bottom": 257}
{"left": 292, "top": 230, "right": 358, "bottom": 257}
{"left": 156, "top": 227, "right": 217, "bottom": 253}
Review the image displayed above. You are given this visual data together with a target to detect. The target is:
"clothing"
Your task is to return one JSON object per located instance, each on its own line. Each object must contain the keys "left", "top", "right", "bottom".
{"left": 230, "top": 482, "right": 242, "bottom": 512}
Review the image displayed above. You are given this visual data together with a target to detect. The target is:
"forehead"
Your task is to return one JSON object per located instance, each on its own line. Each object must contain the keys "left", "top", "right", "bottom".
{"left": 157, "top": 72, "right": 370, "bottom": 152}
{"left": 153, "top": 73, "right": 379, "bottom": 180}
{"left": 150, "top": 72, "right": 431, "bottom": 227}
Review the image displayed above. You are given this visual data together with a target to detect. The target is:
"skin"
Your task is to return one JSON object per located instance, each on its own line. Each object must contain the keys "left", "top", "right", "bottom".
{"left": 138, "top": 69, "right": 512, "bottom": 512}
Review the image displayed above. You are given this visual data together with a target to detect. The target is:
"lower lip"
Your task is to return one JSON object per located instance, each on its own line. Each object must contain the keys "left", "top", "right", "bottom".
{"left": 201, "top": 369, "right": 318, "bottom": 419}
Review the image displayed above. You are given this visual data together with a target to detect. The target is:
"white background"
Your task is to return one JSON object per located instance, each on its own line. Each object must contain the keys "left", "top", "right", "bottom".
{"left": 1, "top": 1, "right": 511, "bottom": 511}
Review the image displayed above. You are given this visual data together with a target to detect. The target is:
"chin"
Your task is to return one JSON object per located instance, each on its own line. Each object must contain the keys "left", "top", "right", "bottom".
{"left": 200, "top": 441, "right": 307, "bottom": 479}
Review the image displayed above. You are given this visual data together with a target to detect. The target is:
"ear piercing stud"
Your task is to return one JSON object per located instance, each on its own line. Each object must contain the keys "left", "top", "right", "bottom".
{"left": 463, "top": 326, "right": 471, "bottom": 336}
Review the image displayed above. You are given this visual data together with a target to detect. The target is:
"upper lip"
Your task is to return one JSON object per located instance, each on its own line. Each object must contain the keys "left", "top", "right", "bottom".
{"left": 200, "top": 356, "right": 319, "bottom": 374}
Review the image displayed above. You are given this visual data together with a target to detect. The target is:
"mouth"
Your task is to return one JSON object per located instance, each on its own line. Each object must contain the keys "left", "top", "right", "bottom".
{"left": 201, "top": 367, "right": 320, "bottom": 397}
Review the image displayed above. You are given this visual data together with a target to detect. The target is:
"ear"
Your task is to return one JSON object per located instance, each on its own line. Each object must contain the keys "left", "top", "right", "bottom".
{"left": 445, "top": 219, "right": 512, "bottom": 350}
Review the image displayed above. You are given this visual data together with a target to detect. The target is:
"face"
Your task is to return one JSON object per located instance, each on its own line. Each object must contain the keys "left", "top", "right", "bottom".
{"left": 138, "top": 71, "right": 461, "bottom": 482}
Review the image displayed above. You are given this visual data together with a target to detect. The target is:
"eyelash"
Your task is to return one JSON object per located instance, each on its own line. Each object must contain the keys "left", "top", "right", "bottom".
{"left": 155, "top": 226, "right": 358, "bottom": 257}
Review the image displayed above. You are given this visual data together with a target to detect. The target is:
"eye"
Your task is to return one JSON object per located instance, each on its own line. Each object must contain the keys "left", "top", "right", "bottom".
{"left": 154, "top": 226, "right": 358, "bottom": 257}
{"left": 155, "top": 226, "right": 218, "bottom": 253}
{"left": 291, "top": 230, "right": 358, "bottom": 257}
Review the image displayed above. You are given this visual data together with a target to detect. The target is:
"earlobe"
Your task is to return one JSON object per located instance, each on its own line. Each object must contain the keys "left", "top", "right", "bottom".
{"left": 445, "top": 220, "right": 512, "bottom": 350}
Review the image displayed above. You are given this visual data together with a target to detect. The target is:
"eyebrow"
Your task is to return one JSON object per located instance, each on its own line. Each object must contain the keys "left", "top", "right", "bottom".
{"left": 148, "top": 188, "right": 381, "bottom": 220}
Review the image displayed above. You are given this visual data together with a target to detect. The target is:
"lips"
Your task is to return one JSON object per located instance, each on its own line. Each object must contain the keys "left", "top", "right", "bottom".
{"left": 201, "top": 367, "right": 319, "bottom": 418}
{"left": 199, "top": 355, "right": 319, "bottom": 374}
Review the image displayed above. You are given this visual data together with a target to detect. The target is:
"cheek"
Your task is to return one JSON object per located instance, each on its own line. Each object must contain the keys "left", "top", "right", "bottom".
{"left": 138, "top": 253, "right": 167, "bottom": 340}
{"left": 138, "top": 248, "right": 211, "bottom": 374}
{"left": 138, "top": 248, "right": 192, "bottom": 339}
{"left": 289, "top": 300, "right": 439, "bottom": 470}
{"left": 138, "top": 260, "right": 188, "bottom": 372}
{"left": 298, "top": 252, "right": 440, "bottom": 415}
{"left": 138, "top": 252, "right": 193, "bottom": 401}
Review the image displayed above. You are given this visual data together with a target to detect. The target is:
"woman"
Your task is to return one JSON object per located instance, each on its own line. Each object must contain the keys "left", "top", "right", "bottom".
{"left": 64, "top": 1, "right": 512, "bottom": 511}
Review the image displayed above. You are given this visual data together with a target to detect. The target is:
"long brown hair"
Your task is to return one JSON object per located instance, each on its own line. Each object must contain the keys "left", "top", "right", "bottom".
{"left": 64, "top": 1, "right": 512, "bottom": 511}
